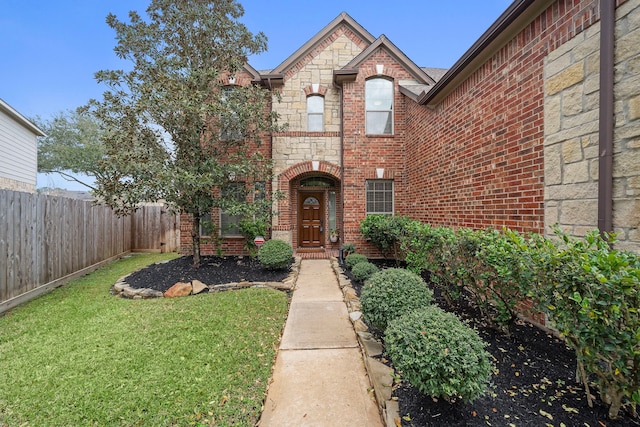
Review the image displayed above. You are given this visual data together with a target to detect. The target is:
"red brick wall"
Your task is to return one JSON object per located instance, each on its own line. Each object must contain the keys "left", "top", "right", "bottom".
{"left": 403, "top": 0, "right": 603, "bottom": 234}
{"left": 341, "top": 50, "right": 412, "bottom": 257}
{"left": 180, "top": 69, "right": 274, "bottom": 256}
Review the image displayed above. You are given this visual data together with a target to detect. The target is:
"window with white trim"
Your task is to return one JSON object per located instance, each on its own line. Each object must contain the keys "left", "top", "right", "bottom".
{"left": 366, "top": 180, "right": 394, "bottom": 215}
{"left": 307, "top": 95, "right": 324, "bottom": 131}
{"left": 365, "top": 78, "right": 393, "bottom": 135}
{"left": 220, "top": 182, "right": 245, "bottom": 236}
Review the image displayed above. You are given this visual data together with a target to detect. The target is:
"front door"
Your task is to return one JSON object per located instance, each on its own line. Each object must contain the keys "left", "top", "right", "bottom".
{"left": 299, "top": 192, "right": 324, "bottom": 247}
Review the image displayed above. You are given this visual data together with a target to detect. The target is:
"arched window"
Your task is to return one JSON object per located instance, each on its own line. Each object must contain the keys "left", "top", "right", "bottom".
{"left": 307, "top": 95, "right": 324, "bottom": 131}
{"left": 365, "top": 78, "right": 393, "bottom": 135}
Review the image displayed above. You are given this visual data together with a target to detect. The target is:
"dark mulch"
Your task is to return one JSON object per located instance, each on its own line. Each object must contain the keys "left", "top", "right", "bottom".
{"left": 342, "top": 259, "right": 639, "bottom": 427}
{"left": 124, "top": 255, "right": 292, "bottom": 292}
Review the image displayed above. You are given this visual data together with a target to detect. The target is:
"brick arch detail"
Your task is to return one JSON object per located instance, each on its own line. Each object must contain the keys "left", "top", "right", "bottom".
{"left": 279, "top": 160, "right": 341, "bottom": 183}
{"left": 360, "top": 64, "right": 399, "bottom": 81}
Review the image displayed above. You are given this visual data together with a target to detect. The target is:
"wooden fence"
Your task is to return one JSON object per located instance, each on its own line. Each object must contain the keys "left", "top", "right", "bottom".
{"left": 0, "top": 190, "right": 179, "bottom": 313}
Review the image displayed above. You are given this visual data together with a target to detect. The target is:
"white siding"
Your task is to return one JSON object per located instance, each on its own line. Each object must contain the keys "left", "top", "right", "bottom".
{"left": 0, "top": 105, "right": 39, "bottom": 192}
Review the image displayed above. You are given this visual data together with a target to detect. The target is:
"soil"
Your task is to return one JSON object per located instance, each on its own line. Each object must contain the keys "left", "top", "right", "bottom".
{"left": 344, "top": 260, "right": 639, "bottom": 427}
{"left": 124, "top": 255, "right": 292, "bottom": 292}
{"left": 126, "top": 256, "right": 638, "bottom": 426}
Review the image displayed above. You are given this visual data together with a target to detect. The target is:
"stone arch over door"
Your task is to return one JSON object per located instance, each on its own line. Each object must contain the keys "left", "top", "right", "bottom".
{"left": 276, "top": 161, "right": 342, "bottom": 250}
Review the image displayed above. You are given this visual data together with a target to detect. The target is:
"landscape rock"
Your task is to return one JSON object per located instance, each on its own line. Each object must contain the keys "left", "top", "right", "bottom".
{"left": 164, "top": 282, "right": 192, "bottom": 298}
{"left": 191, "top": 280, "right": 208, "bottom": 295}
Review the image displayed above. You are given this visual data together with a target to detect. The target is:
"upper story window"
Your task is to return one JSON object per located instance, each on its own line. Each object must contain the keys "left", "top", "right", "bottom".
{"left": 220, "top": 86, "right": 242, "bottom": 141}
{"left": 307, "top": 95, "right": 324, "bottom": 131}
{"left": 365, "top": 78, "right": 393, "bottom": 135}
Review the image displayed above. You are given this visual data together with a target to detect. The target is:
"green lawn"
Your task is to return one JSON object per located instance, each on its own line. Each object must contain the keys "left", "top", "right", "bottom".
{"left": 0, "top": 253, "right": 289, "bottom": 426}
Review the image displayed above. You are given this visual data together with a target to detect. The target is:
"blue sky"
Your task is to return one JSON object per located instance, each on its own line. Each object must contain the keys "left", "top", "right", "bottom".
{"left": 1, "top": 0, "right": 512, "bottom": 189}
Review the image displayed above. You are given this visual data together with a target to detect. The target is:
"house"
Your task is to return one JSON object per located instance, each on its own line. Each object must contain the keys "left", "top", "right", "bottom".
{"left": 182, "top": 0, "right": 640, "bottom": 257}
{"left": 0, "top": 98, "right": 45, "bottom": 193}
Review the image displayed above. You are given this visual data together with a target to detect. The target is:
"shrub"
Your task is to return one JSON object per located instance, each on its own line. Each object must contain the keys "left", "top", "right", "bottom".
{"left": 385, "top": 306, "right": 493, "bottom": 402}
{"left": 345, "top": 253, "right": 368, "bottom": 270}
{"left": 258, "top": 239, "right": 293, "bottom": 270}
{"left": 360, "top": 268, "right": 433, "bottom": 330}
{"left": 341, "top": 242, "right": 357, "bottom": 255}
{"left": 360, "top": 214, "right": 414, "bottom": 258}
{"left": 351, "top": 261, "right": 379, "bottom": 282}
{"left": 531, "top": 228, "right": 640, "bottom": 419}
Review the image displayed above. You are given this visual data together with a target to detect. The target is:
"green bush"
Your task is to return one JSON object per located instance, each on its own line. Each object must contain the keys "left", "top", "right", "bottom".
{"left": 360, "top": 214, "right": 414, "bottom": 258}
{"left": 385, "top": 306, "right": 493, "bottom": 402}
{"left": 360, "top": 268, "right": 433, "bottom": 330}
{"left": 258, "top": 239, "right": 293, "bottom": 270}
{"left": 345, "top": 253, "right": 368, "bottom": 270}
{"left": 351, "top": 261, "right": 379, "bottom": 282}
{"left": 530, "top": 228, "right": 640, "bottom": 419}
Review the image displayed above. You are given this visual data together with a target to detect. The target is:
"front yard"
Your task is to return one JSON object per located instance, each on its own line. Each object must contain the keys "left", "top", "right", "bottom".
{"left": 0, "top": 253, "right": 289, "bottom": 426}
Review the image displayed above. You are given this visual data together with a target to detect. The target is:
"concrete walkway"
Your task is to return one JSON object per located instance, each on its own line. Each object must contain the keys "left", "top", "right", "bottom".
{"left": 258, "top": 259, "right": 383, "bottom": 426}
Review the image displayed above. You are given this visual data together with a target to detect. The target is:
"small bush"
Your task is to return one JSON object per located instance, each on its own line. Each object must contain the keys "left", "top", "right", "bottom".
{"left": 351, "top": 261, "right": 379, "bottom": 282}
{"left": 258, "top": 239, "right": 293, "bottom": 270}
{"left": 345, "top": 253, "right": 368, "bottom": 270}
{"left": 360, "top": 268, "right": 433, "bottom": 330}
{"left": 385, "top": 306, "right": 493, "bottom": 402}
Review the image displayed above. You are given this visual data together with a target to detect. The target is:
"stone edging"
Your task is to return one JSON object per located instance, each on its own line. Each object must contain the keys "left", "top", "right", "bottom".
{"left": 329, "top": 258, "right": 401, "bottom": 427}
{"left": 110, "top": 257, "right": 303, "bottom": 299}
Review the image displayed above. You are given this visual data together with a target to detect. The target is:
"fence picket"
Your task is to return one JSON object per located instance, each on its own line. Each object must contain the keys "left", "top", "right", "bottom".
{"left": 0, "top": 190, "right": 179, "bottom": 311}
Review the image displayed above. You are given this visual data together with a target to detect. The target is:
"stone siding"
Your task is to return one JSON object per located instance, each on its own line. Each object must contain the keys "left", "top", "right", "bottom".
{"left": 0, "top": 176, "right": 35, "bottom": 193}
{"left": 544, "top": 0, "right": 640, "bottom": 252}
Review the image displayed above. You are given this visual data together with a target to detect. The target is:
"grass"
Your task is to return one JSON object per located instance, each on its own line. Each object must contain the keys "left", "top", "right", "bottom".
{"left": 0, "top": 253, "right": 290, "bottom": 426}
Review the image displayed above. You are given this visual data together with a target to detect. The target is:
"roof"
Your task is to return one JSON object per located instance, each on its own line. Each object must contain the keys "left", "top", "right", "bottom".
{"left": 0, "top": 98, "right": 46, "bottom": 136}
{"left": 418, "top": 0, "right": 554, "bottom": 107}
{"left": 270, "top": 12, "right": 376, "bottom": 76}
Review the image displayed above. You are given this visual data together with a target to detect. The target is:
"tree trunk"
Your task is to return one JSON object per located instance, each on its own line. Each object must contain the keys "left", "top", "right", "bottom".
{"left": 191, "top": 215, "right": 201, "bottom": 268}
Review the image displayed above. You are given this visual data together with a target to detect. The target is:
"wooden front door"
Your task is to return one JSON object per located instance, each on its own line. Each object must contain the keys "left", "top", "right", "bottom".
{"left": 298, "top": 192, "right": 324, "bottom": 247}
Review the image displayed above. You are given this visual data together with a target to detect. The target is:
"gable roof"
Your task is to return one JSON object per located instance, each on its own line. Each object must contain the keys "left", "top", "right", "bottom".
{"left": 334, "top": 35, "right": 436, "bottom": 88}
{"left": 270, "top": 12, "right": 376, "bottom": 76}
{"left": 0, "top": 98, "right": 45, "bottom": 136}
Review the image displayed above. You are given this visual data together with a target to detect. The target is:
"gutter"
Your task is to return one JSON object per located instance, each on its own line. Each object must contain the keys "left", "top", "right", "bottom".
{"left": 598, "top": 0, "right": 615, "bottom": 236}
{"left": 418, "top": 0, "right": 552, "bottom": 107}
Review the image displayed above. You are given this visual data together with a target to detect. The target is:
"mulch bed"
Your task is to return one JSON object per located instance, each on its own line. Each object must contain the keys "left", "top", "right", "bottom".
{"left": 343, "top": 260, "right": 638, "bottom": 427}
{"left": 124, "top": 255, "right": 292, "bottom": 292}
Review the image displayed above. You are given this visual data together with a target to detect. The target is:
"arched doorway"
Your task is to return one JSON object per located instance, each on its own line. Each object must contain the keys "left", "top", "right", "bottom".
{"left": 292, "top": 175, "right": 341, "bottom": 251}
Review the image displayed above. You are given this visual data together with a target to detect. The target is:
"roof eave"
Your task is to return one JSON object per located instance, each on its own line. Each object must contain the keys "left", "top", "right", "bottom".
{"left": 333, "top": 69, "right": 358, "bottom": 86}
{"left": 418, "top": 0, "right": 554, "bottom": 107}
{"left": 0, "top": 98, "right": 46, "bottom": 136}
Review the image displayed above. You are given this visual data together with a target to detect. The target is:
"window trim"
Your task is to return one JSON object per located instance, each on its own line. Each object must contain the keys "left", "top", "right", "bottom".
{"left": 306, "top": 94, "right": 324, "bottom": 132}
{"left": 365, "top": 78, "right": 394, "bottom": 135}
{"left": 365, "top": 179, "right": 394, "bottom": 215}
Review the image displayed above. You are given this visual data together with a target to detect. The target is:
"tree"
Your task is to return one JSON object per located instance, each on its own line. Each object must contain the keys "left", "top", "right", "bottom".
{"left": 89, "top": 0, "right": 283, "bottom": 267}
{"left": 35, "top": 109, "right": 106, "bottom": 191}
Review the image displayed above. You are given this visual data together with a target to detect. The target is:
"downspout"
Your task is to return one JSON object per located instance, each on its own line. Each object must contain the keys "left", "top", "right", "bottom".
{"left": 598, "top": 0, "right": 615, "bottom": 236}
{"left": 338, "top": 82, "right": 345, "bottom": 260}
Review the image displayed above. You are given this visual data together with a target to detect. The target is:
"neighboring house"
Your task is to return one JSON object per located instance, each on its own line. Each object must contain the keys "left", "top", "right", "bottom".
{"left": 0, "top": 99, "right": 45, "bottom": 193}
{"left": 182, "top": 0, "right": 640, "bottom": 256}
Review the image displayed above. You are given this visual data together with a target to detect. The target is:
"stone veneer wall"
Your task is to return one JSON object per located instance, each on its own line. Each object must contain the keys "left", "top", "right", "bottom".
{"left": 271, "top": 28, "right": 368, "bottom": 240}
{"left": 544, "top": 0, "right": 640, "bottom": 252}
{"left": 0, "top": 176, "right": 35, "bottom": 193}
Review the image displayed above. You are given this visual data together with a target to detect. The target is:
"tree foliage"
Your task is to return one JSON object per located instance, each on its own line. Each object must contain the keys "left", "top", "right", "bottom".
{"left": 88, "top": 0, "right": 283, "bottom": 266}
{"left": 35, "top": 109, "right": 106, "bottom": 190}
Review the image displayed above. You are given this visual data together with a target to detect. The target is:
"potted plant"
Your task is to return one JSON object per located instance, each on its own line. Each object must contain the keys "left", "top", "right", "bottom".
{"left": 329, "top": 228, "right": 340, "bottom": 243}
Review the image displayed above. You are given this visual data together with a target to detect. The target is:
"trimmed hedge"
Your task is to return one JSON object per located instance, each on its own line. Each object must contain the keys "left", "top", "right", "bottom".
{"left": 258, "top": 239, "right": 293, "bottom": 270}
{"left": 383, "top": 218, "right": 640, "bottom": 419}
{"left": 345, "top": 253, "right": 368, "bottom": 270}
{"left": 360, "top": 268, "right": 433, "bottom": 331}
{"left": 351, "top": 261, "right": 379, "bottom": 282}
{"left": 385, "top": 306, "right": 493, "bottom": 402}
